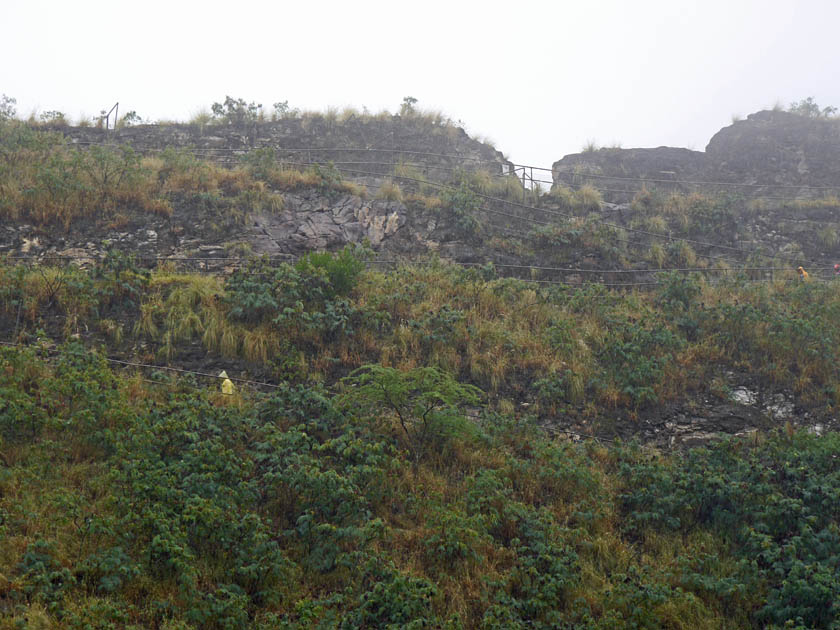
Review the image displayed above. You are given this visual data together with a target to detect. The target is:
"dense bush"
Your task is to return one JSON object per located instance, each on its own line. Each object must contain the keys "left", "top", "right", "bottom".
{"left": 618, "top": 433, "right": 840, "bottom": 627}
{"left": 441, "top": 179, "right": 481, "bottom": 238}
{"left": 2, "top": 341, "right": 840, "bottom": 628}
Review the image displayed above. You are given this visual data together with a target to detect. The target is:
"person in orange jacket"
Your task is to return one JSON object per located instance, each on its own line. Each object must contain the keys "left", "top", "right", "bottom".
{"left": 797, "top": 266, "right": 809, "bottom": 282}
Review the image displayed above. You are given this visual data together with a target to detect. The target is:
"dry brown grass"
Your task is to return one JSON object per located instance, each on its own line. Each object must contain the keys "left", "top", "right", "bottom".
{"left": 376, "top": 179, "right": 403, "bottom": 202}
{"left": 268, "top": 167, "right": 321, "bottom": 190}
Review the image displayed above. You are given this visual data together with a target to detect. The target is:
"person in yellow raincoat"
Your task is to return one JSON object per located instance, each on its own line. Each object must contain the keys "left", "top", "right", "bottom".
{"left": 219, "top": 370, "right": 235, "bottom": 395}
{"left": 797, "top": 266, "right": 809, "bottom": 282}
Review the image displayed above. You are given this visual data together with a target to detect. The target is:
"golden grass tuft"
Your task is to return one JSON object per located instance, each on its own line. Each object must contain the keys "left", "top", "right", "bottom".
{"left": 242, "top": 326, "right": 280, "bottom": 363}
{"left": 268, "top": 167, "right": 321, "bottom": 190}
{"left": 376, "top": 180, "right": 403, "bottom": 202}
{"left": 673, "top": 241, "right": 697, "bottom": 267}
{"left": 575, "top": 185, "right": 603, "bottom": 211}
{"left": 549, "top": 184, "right": 577, "bottom": 208}
{"left": 648, "top": 243, "right": 667, "bottom": 268}
{"left": 818, "top": 226, "right": 839, "bottom": 248}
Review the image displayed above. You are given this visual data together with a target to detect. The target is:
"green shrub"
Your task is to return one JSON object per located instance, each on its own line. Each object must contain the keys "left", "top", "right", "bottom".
{"left": 0, "top": 344, "right": 50, "bottom": 440}
{"left": 338, "top": 364, "right": 481, "bottom": 464}
{"left": 442, "top": 180, "right": 481, "bottom": 238}
{"left": 93, "top": 249, "right": 150, "bottom": 311}
{"left": 593, "top": 316, "right": 683, "bottom": 407}
{"left": 240, "top": 147, "right": 277, "bottom": 181}
{"left": 342, "top": 563, "right": 444, "bottom": 630}
{"left": 481, "top": 506, "right": 579, "bottom": 629}
{"left": 76, "top": 546, "right": 140, "bottom": 594}
{"left": 16, "top": 539, "right": 75, "bottom": 609}
{"left": 617, "top": 433, "right": 840, "bottom": 628}
{"left": 224, "top": 257, "right": 289, "bottom": 324}
{"left": 295, "top": 244, "right": 368, "bottom": 299}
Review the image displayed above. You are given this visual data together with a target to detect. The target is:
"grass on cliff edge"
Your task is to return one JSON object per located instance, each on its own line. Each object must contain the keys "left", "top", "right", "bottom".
{"left": 0, "top": 121, "right": 370, "bottom": 230}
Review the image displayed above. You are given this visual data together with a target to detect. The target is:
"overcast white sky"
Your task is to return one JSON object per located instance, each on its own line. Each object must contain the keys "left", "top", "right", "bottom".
{"left": 2, "top": 0, "right": 839, "bottom": 169}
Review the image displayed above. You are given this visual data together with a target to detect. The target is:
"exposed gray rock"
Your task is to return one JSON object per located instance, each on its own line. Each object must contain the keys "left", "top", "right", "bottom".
{"left": 239, "top": 190, "right": 416, "bottom": 256}
{"left": 730, "top": 387, "right": 757, "bottom": 405}
{"left": 552, "top": 110, "right": 840, "bottom": 199}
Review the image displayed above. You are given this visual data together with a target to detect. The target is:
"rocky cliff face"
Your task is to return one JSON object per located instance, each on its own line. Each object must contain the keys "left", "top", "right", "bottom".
{"left": 551, "top": 147, "right": 707, "bottom": 202}
{"left": 2, "top": 116, "right": 513, "bottom": 265}
{"left": 552, "top": 110, "right": 840, "bottom": 201}
{"left": 63, "top": 115, "right": 513, "bottom": 182}
{"left": 10, "top": 110, "right": 840, "bottom": 273}
{"left": 705, "top": 110, "right": 840, "bottom": 188}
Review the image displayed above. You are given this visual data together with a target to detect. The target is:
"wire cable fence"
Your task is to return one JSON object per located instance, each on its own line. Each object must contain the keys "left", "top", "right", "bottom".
{"left": 4, "top": 251, "right": 836, "bottom": 289}
{"left": 12, "top": 138, "right": 840, "bottom": 275}
{"left": 0, "top": 338, "right": 616, "bottom": 445}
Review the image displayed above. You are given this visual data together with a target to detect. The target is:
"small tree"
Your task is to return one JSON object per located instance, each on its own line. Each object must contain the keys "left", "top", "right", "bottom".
{"left": 788, "top": 97, "right": 837, "bottom": 119}
{"left": 442, "top": 179, "right": 481, "bottom": 239}
{"left": 0, "top": 94, "right": 17, "bottom": 121}
{"left": 211, "top": 96, "right": 263, "bottom": 125}
{"left": 399, "top": 96, "right": 418, "bottom": 116}
{"left": 271, "top": 100, "right": 298, "bottom": 120}
{"left": 339, "top": 365, "right": 481, "bottom": 465}
{"left": 120, "top": 110, "right": 143, "bottom": 126}
{"left": 39, "top": 110, "right": 67, "bottom": 125}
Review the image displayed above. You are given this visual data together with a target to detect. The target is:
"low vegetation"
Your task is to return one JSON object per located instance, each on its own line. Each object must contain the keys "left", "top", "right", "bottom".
{"left": 0, "top": 121, "right": 377, "bottom": 230}
{"left": 3, "top": 97, "right": 840, "bottom": 629}
{"left": 2, "top": 328, "right": 840, "bottom": 628}
{"left": 3, "top": 248, "right": 840, "bottom": 417}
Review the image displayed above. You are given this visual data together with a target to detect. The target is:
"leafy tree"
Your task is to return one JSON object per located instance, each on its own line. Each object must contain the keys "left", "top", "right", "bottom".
{"left": 119, "top": 110, "right": 144, "bottom": 126}
{"left": 339, "top": 364, "right": 481, "bottom": 464}
{"left": 441, "top": 179, "right": 481, "bottom": 238}
{"left": 211, "top": 96, "right": 263, "bottom": 125}
{"left": 39, "top": 110, "right": 67, "bottom": 125}
{"left": 0, "top": 93, "right": 16, "bottom": 121}
{"left": 400, "top": 96, "right": 418, "bottom": 116}
{"left": 788, "top": 97, "right": 838, "bottom": 119}
{"left": 272, "top": 100, "right": 299, "bottom": 119}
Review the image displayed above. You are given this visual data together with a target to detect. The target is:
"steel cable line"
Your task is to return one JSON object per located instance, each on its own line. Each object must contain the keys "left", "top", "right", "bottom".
{"left": 4, "top": 155, "right": 823, "bottom": 284}
{"left": 65, "top": 140, "right": 840, "bottom": 207}
{"left": 552, "top": 168, "right": 840, "bottom": 192}
{"left": 68, "top": 138, "right": 840, "bottom": 194}
{"left": 0, "top": 252, "right": 701, "bottom": 288}
{"left": 3, "top": 164, "right": 748, "bottom": 272}
{"left": 52, "top": 141, "right": 840, "bottom": 247}
{"left": 8, "top": 253, "right": 825, "bottom": 273}
{"left": 195, "top": 152, "right": 840, "bottom": 204}
{"left": 0, "top": 338, "right": 620, "bottom": 444}
{"left": 287, "top": 160, "right": 826, "bottom": 267}
{"left": 0, "top": 339, "right": 283, "bottom": 389}
{"left": 68, "top": 141, "right": 503, "bottom": 165}
{"left": 5, "top": 253, "right": 831, "bottom": 289}
{"left": 18, "top": 141, "right": 835, "bottom": 269}
{"left": 68, "top": 137, "right": 840, "bottom": 191}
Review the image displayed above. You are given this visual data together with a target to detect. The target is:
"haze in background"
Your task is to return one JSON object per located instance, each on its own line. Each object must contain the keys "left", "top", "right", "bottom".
{"left": 2, "top": 0, "right": 838, "bottom": 169}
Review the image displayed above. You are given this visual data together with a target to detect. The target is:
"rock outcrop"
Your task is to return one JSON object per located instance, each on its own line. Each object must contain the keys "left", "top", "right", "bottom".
{"left": 2, "top": 115, "right": 515, "bottom": 264}
{"left": 705, "top": 110, "right": 840, "bottom": 188}
{"left": 61, "top": 115, "right": 513, "bottom": 183}
{"left": 249, "top": 193, "right": 408, "bottom": 255}
{"left": 552, "top": 110, "right": 840, "bottom": 201}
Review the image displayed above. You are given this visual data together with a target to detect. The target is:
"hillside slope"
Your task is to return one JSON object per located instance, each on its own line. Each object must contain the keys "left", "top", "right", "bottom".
{"left": 3, "top": 109, "right": 840, "bottom": 629}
